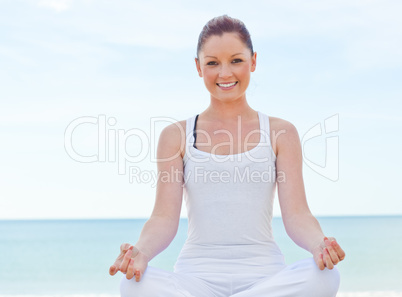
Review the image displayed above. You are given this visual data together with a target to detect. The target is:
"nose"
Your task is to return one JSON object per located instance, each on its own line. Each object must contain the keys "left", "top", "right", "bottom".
{"left": 219, "top": 63, "right": 232, "bottom": 78}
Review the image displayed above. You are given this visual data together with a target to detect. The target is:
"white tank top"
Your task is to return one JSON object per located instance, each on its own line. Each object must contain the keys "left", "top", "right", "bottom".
{"left": 182, "top": 111, "right": 278, "bottom": 247}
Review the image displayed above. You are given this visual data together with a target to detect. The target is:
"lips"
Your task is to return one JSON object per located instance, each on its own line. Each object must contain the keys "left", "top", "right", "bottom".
{"left": 216, "top": 81, "right": 238, "bottom": 88}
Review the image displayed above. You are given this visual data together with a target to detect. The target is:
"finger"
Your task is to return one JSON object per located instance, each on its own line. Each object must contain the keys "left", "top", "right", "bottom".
{"left": 110, "top": 257, "right": 124, "bottom": 275}
{"left": 109, "top": 264, "right": 118, "bottom": 276}
{"left": 114, "top": 244, "right": 132, "bottom": 266}
{"left": 323, "top": 248, "right": 334, "bottom": 269}
{"left": 113, "top": 245, "right": 133, "bottom": 274}
{"left": 133, "top": 253, "right": 149, "bottom": 282}
{"left": 119, "top": 247, "right": 133, "bottom": 274}
{"left": 317, "top": 253, "right": 325, "bottom": 270}
{"left": 120, "top": 243, "right": 132, "bottom": 253}
{"left": 126, "top": 258, "right": 135, "bottom": 280}
{"left": 324, "top": 242, "right": 340, "bottom": 265}
{"left": 331, "top": 240, "right": 346, "bottom": 261}
{"left": 135, "top": 269, "right": 141, "bottom": 282}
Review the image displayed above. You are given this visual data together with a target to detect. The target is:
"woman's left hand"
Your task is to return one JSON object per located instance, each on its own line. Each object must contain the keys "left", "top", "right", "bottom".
{"left": 312, "top": 237, "right": 346, "bottom": 270}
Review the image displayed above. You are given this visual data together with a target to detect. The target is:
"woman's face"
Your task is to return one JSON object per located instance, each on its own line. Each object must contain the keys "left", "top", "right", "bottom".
{"left": 196, "top": 32, "right": 256, "bottom": 103}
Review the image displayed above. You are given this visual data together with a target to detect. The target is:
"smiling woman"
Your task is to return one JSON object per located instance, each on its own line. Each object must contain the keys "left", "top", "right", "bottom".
{"left": 195, "top": 32, "right": 256, "bottom": 104}
{"left": 109, "top": 15, "right": 345, "bottom": 297}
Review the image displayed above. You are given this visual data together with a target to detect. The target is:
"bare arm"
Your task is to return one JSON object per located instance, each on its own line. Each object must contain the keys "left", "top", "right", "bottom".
{"left": 109, "top": 121, "right": 186, "bottom": 280}
{"left": 274, "top": 119, "right": 345, "bottom": 269}
{"left": 134, "top": 121, "right": 186, "bottom": 260}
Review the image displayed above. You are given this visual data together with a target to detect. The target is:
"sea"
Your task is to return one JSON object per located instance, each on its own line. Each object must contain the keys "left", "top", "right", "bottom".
{"left": 0, "top": 216, "right": 401, "bottom": 297}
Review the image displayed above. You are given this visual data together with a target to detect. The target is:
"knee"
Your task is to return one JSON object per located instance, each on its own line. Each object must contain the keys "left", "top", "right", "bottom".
{"left": 316, "top": 266, "right": 340, "bottom": 295}
{"left": 120, "top": 276, "right": 133, "bottom": 297}
{"left": 305, "top": 259, "right": 340, "bottom": 297}
{"left": 120, "top": 275, "right": 144, "bottom": 297}
{"left": 119, "top": 267, "right": 161, "bottom": 297}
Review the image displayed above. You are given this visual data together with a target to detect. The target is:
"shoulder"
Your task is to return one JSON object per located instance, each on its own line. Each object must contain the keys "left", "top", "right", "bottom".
{"left": 157, "top": 120, "right": 187, "bottom": 160}
{"left": 268, "top": 116, "right": 301, "bottom": 156}
{"left": 269, "top": 116, "right": 299, "bottom": 136}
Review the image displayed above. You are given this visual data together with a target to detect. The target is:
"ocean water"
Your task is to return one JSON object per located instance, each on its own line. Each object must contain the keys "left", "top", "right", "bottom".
{"left": 0, "top": 216, "right": 401, "bottom": 296}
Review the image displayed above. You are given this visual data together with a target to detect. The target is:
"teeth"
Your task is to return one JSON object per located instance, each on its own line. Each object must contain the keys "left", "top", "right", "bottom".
{"left": 218, "top": 82, "right": 237, "bottom": 87}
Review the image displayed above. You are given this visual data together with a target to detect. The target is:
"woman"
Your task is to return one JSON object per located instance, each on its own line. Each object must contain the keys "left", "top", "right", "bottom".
{"left": 109, "top": 15, "right": 345, "bottom": 297}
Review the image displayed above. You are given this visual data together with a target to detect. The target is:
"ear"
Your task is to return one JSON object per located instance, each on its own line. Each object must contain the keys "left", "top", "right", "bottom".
{"left": 251, "top": 52, "right": 257, "bottom": 72}
{"left": 195, "top": 58, "right": 203, "bottom": 77}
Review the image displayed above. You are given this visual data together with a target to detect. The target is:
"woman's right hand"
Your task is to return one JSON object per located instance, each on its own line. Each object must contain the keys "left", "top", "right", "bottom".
{"left": 109, "top": 243, "right": 149, "bottom": 281}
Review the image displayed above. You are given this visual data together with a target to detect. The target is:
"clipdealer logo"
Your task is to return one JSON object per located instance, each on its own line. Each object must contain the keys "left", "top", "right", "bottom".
{"left": 301, "top": 114, "right": 339, "bottom": 181}
{"left": 64, "top": 113, "right": 339, "bottom": 183}
{"left": 64, "top": 115, "right": 182, "bottom": 175}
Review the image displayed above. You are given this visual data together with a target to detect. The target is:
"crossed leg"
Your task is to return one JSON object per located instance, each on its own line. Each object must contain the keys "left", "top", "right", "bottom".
{"left": 121, "top": 258, "right": 340, "bottom": 297}
{"left": 230, "top": 258, "right": 340, "bottom": 297}
{"left": 120, "top": 266, "right": 217, "bottom": 297}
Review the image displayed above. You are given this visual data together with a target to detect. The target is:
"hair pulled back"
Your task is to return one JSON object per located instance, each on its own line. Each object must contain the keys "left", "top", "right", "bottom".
{"left": 196, "top": 15, "right": 254, "bottom": 59}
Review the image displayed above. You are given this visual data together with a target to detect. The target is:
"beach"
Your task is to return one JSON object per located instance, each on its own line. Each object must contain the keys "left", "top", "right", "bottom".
{"left": 1, "top": 217, "right": 401, "bottom": 296}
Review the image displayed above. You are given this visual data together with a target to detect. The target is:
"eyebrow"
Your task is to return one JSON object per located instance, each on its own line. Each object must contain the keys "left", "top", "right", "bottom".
{"left": 204, "top": 53, "right": 245, "bottom": 59}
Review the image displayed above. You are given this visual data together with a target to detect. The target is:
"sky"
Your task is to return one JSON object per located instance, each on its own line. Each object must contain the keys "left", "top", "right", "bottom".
{"left": 0, "top": 0, "right": 401, "bottom": 219}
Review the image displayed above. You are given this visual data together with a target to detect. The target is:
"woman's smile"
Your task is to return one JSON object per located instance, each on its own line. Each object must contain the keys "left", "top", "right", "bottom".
{"left": 216, "top": 81, "right": 238, "bottom": 90}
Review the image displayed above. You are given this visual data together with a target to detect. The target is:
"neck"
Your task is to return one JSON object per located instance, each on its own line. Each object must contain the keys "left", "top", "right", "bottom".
{"left": 203, "top": 95, "right": 256, "bottom": 122}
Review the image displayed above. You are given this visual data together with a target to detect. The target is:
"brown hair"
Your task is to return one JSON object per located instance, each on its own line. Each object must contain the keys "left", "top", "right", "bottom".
{"left": 196, "top": 15, "right": 254, "bottom": 59}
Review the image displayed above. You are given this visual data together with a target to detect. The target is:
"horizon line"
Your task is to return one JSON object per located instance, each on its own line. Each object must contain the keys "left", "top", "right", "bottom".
{"left": 1, "top": 214, "right": 401, "bottom": 221}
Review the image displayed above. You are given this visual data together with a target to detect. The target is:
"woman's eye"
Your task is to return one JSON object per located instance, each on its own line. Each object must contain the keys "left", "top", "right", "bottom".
{"left": 206, "top": 59, "right": 242, "bottom": 66}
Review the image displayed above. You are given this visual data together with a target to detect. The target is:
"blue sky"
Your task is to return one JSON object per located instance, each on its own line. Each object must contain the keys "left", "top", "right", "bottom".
{"left": 1, "top": 0, "right": 401, "bottom": 219}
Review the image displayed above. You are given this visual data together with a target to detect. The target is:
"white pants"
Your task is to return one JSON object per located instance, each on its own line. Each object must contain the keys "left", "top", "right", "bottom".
{"left": 120, "top": 258, "right": 340, "bottom": 297}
